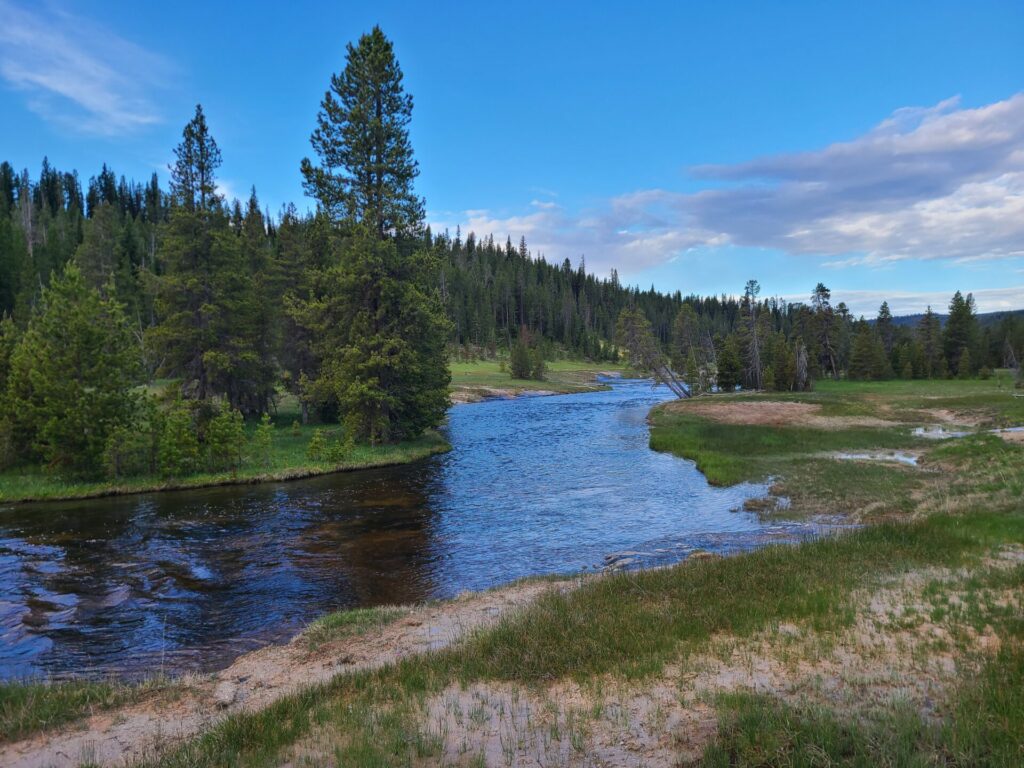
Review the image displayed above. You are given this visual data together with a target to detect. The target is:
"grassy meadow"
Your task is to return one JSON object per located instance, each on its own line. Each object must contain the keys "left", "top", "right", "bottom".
{"left": 449, "top": 358, "right": 626, "bottom": 401}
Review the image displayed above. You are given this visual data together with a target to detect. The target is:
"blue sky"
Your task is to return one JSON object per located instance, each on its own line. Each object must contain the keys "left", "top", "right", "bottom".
{"left": 1, "top": 1, "right": 1022, "bottom": 315}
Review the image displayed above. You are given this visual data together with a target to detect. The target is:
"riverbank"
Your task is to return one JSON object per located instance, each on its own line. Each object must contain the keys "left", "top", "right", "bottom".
{"left": 3, "top": 377, "right": 1022, "bottom": 766}
{"left": 0, "top": 359, "right": 618, "bottom": 504}
{"left": 0, "top": 428, "right": 450, "bottom": 505}
{"left": 449, "top": 358, "right": 624, "bottom": 403}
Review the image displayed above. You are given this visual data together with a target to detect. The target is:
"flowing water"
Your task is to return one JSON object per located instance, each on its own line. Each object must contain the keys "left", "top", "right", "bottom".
{"left": 0, "top": 378, "right": 823, "bottom": 681}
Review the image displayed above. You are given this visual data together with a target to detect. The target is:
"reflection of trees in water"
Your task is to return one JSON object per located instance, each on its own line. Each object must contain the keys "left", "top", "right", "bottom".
{"left": 1, "top": 462, "right": 444, "bottom": 677}
{"left": 293, "top": 465, "right": 440, "bottom": 607}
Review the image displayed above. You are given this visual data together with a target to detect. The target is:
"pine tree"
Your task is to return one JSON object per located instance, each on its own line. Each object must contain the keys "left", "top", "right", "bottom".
{"left": 296, "top": 29, "right": 450, "bottom": 441}
{"left": 716, "top": 335, "right": 742, "bottom": 391}
{"left": 252, "top": 413, "right": 274, "bottom": 469}
{"left": 876, "top": 301, "right": 894, "bottom": 357}
{"left": 303, "top": 233, "right": 451, "bottom": 442}
{"left": 148, "top": 106, "right": 264, "bottom": 411}
{"left": 811, "top": 283, "right": 839, "bottom": 378}
{"left": 4, "top": 264, "right": 140, "bottom": 476}
{"left": 917, "top": 306, "right": 945, "bottom": 378}
{"left": 944, "top": 291, "right": 978, "bottom": 376}
{"left": 204, "top": 404, "right": 246, "bottom": 472}
{"left": 848, "top": 323, "right": 891, "bottom": 381}
{"left": 159, "top": 400, "right": 200, "bottom": 477}
{"left": 301, "top": 26, "right": 423, "bottom": 236}
{"left": 510, "top": 337, "right": 532, "bottom": 379}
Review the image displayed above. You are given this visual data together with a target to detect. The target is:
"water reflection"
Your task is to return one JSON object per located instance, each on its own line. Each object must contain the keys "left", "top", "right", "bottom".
{"left": 0, "top": 379, "right": 820, "bottom": 680}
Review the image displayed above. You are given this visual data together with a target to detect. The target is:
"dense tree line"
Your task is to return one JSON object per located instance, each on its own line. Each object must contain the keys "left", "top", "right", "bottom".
{"left": 1, "top": 26, "right": 1022, "bottom": 480}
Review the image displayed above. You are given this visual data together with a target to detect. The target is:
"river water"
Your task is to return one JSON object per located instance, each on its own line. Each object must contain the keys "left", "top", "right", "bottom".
{"left": 0, "top": 378, "right": 822, "bottom": 681}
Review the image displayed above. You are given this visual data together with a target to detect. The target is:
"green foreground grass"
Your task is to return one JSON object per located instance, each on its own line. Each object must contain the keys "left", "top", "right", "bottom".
{"left": 4, "top": 377, "right": 1023, "bottom": 764}
{"left": 133, "top": 509, "right": 1023, "bottom": 767}
{"left": 0, "top": 677, "right": 174, "bottom": 744}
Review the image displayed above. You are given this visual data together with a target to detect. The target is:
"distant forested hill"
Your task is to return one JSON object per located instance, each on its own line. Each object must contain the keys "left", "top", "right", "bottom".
{"left": 891, "top": 309, "right": 1024, "bottom": 328}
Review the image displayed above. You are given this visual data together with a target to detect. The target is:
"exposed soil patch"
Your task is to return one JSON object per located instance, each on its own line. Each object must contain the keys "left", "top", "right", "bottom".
{"left": 664, "top": 399, "right": 896, "bottom": 429}
{"left": 0, "top": 579, "right": 573, "bottom": 768}
{"left": 997, "top": 429, "right": 1024, "bottom": 445}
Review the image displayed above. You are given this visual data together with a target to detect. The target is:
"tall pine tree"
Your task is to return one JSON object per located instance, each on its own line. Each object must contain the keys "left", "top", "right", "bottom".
{"left": 298, "top": 28, "right": 449, "bottom": 442}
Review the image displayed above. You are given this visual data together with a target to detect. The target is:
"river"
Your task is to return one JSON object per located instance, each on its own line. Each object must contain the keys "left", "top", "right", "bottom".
{"left": 0, "top": 378, "right": 822, "bottom": 680}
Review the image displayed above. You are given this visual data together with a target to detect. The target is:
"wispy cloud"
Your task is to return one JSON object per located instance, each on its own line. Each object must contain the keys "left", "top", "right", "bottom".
{"left": 440, "top": 93, "right": 1024, "bottom": 278}
{"left": 0, "top": 1, "right": 172, "bottom": 135}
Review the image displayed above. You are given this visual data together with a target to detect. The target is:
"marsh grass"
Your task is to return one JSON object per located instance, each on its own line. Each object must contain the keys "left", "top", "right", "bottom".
{"left": 303, "top": 606, "right": 408, "bottom": 650}
{"left": 648, "top": 413, "right": 915, "bottom": 486}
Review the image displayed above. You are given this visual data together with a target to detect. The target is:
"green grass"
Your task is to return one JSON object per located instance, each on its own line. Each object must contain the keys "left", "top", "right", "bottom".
{"left": 303, "top": 606, "right": 408, "bottom": 650}
{"left": 703, "top": 641, "right": 1024, "bottom": 767}
{"left": 0, "top": 677, "right": 168, "bottom": 743}
{"left": 774, "top": 371, "right": 1024, "bottom": 425}
{"left": 649, "top": 377, "right": 1024, "bottom": 497}
{"left": 141, "top": 507, "right": 1024, "bottom": 767}
{"left": 649, "top": 412, "right": 916, "bottom": 486}
{"left": 0, "top": 393, "right": 450, "bottom": 503}
{"left": 449, "top": 357, "right": 626, "bottom": 398}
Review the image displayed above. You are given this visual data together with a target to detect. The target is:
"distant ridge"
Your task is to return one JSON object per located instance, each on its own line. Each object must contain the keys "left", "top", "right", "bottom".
{"left": 890, "top": 309, "right": 1024, "bottom": 328}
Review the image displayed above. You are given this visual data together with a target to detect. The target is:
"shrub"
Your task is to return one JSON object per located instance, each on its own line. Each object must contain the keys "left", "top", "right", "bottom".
{"left": 307, "top": 428, "right": 328, "bottom": 462}
{"left": 510, "top": 339, "right": 532, "bottom": 379}
{"left": 531, "top": 350, "right": 547, "bottom": 381}
{"left": 204, "top": 405, "right": 246, "bottom": 473}
{"left": 978, "top": 366, "right": 992, "bottom": 380}
{"left": 252, "top": 413, "right": 274, "bottom": 469}
{"left": 159, "top": 401, "right": 200, "bottom": 477}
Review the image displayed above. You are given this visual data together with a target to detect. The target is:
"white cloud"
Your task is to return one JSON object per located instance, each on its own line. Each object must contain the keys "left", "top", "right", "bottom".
{"left": 439, "top": 93, "right": 1024, "bottom": 281}
{"left": 792, "top": 286, "right": 1024, "bottom": 318}
{"left": 0, "top": 1, "right": 171, "bottom": 135}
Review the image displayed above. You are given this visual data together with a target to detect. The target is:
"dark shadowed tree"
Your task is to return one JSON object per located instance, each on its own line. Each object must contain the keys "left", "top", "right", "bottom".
{"left": 4, "top": 264, "right": 140, "bottom": 476}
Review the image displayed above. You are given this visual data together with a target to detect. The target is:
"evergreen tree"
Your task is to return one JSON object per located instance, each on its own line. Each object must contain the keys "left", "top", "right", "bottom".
{"left": 811, "top": 283, "right": 839, "bottom": 378}
{"left": 917, "top": 306, "right": 945, "bottom": 378}
{"left": 510, "top": 337, "right": 533, "bottom": 379}
{"left": 944, "top": 291, "right": 978, "bottom": 376}
{"left": 876, "top": 301, "right": 894, "bottom": 357}
{"left": 297, "top": 29, "right": 450, "bottom": 441}
{"left": 205, "top": 404, "right": 246, "bottom": 472}
{"left": 716, "top": 336, "right": 742, "bottom": 391}
{"left": 148, "top": 107, "right": 266, "bottom": 412}
{"left": 302, "top": 232, "right": 451, "bottom": 442}
{"left": 252, "top": 413, "right": 274, "bottom": 468}
{"left": 4, "top": 264, "right": 140, "bottom": 476}
{"left": 301, "top": 26, "right": 423, "bottom": 236}
{"left": 159, "top": 400, "right": 200, "bottom": 477}
{"left": 848, "top": 323, "right": 891, "bottom": 381}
